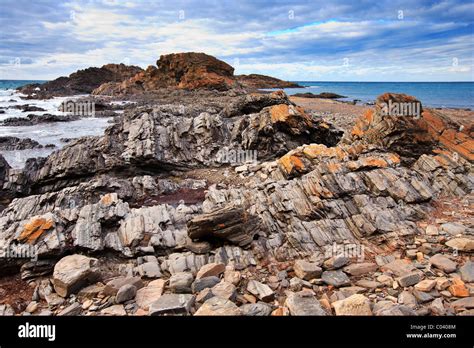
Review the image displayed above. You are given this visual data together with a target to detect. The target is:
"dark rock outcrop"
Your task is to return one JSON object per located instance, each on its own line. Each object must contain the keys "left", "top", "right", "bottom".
{"left": 0, "top": 136, "right": 45, "bottom": 150}
{"left": 293, "top": 92, "right": 346, "bottom": 99}
{"left": 2, "top": 114, "right": 80, "bottom": 126}
{"left": 236, "top": 74, "right": 302, "bottom": 90}
{"left": 18, "top": 64, "right": 143, "bottom": 99}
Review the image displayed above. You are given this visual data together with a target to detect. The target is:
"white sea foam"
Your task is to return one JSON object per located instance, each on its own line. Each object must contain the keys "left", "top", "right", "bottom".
{"left": 0, "top": 90, "right": 113, "bottom": 169}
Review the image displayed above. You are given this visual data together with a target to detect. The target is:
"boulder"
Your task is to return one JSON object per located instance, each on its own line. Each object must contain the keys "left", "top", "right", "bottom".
{"left": 246, "top": 280, "right": 274, "bottom": 302}
{"left": 52, "top": 255, "right": 100, "bottom": 297}
{"left": 293, "top": 260, "right": 322, "bottom": 280}
{"left": 285, "top": 291, "right": 327, "bottom": 316}
{"left": 333, "top": 294, "right": 373, "bottom": 315}
{"left": 194, "top": 296, "right": 242, "bottom": 316}
{"left": 149, "top": 294, "right": 195, "bottom": 315}
{"left": 429, "top": 254, "right": 458, "bottom": 273}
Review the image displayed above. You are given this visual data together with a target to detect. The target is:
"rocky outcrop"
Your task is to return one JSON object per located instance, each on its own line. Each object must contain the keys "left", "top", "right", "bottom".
{"left": 344, "top": 93, "right": 474, "bottom": 163}
{"left": 18, "top": 64, "right": 143, "bottom": 98}
{"left": 292, "top": 92, "right": 346, "bottom": 99}
{"left": 0, "top": 136, "right": 49, "bottom": 150}
{"left": 7, "top": 91, "right": 340, "bottom": 193}
{"left": 236, "top": 74, "right": 302, "bottom": 90}
{"left": 93, "top": 53, "right": 239, "bottom": 95}
{"left": 0, "top": 90, "right": 472, "bottom": 317}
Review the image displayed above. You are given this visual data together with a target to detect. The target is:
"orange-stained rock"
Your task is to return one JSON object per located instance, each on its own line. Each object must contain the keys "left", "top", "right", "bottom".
{"left": 269, "top": 104, "right": 313, "bottom": 135}
{"left": 271, "top": 307, "right": 290, "bottom": 316}
{"left": 345, "top": 93, "right": 473, "bottom": 162}
{"left": 18, "top": 216, "right": 54, "bottom": 244}
{"left": 448, "top": 279, "right": 469, "bottom": 298}
{"left": 278, "top": 154, "right": 305, "bottom": 176}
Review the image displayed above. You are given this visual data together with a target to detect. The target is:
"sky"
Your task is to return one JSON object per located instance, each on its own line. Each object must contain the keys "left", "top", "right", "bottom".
{"left": 0, "top": 0, "right": 473, "bottom": 81}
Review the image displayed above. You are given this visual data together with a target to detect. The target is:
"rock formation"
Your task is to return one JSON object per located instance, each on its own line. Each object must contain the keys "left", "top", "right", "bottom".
{"left": 236, "top": 74, "right": 302, "bottom": 89}
{"left": 18, "top": 64, "right": 143, "bottom": 98}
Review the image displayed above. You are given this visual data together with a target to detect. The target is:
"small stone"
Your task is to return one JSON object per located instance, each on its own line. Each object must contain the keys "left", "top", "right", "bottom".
{"left": 293, "top": 260, "right": 322, "bottom": 280}
{"left": 45, "top": 293, "right": 65, "bottom": 307}
{"left": 247, "top": 280, "right": 274, "bottom": 302}
{"left": 196, "top": 263, "right": 225, "bottom": 279}
{"left": 429, "top": 254, "right": 457, "bottom": 273}
{"left": 377, "top": 274, "right": 393, "bottom": 285}
{"left": 321, "top": 270, "right": 350, "bottom": 287}
{"left": 240, "top": 302, "right": 273, "bottom": 316}
{"left": 243, "top": 294, "right": 257, "bottom": 303}
{"left": 149, "top": 294, "right": 195, "bottom": 315}
{"left": 285, "top": 291, "right": 327, "bottom": 316}
{"left": 436, "top": 277, "right": 451, "bottom": 290}
{"left": 381, "top": 259, "right": 418, "bottom": 276}
{"left": 135, "top": 279, "right": 166, "bottom": 310}
{"left": 196, "top": 288, "right": 214, "bottom": 303}
{"left": 136, "top": 262, "right": 162, "bottom": 278}
{"left": 211, "top": 281, "right": 236, "bottom": 301}
{"left": 426, "top": 225, "right": 439, "bottom": 235}
{"left": 440, "top": 222, "right": 466, "bottom": 235}
{"left": 82, "top": 299, "right": 93, "bottom": 310}
{"left": 413, "top": 289, "right": 434, "bottom": 303}
{"left": 448, "top": 279, "right": 469, "bottom": 298}
{"left": 101, "top": 304, "right": 127, "bottom": 316}
{"left": 235, "top": 165, "right": 248, "bottom": 173}
{"left": 416, "top": 252, "right": 424, "bottom": 263}
{"left": 25, "top": 302, "right": 38, "bottom": 313}
{"left": 169, "top": 272, "right": 194, "bottom": 293}
{"left": 414, "top": 279, "right": 437, "bottom": 292}
{"left": 333, "top": 294, "right": 372, "bottom": 316}
{"left": 460, "top": 261, "right": 474, "bottom": 283}
{"left": 103, "top": 277, "right": 143, "bottom": 296}
{"left": 192, "top": 276, "right": 220, "bottom": 293}
{"left": 116, "top": 284, "right": 137, "bottom": 303}
{"left": 78, "top": 283, "right": 105, "bottom": 299}
{"left": 224, "top": 269, "right": 241, "bottom": 285}
{"left": 58, "top": 302, "right": 82, "bottom": 316}
{"left": 430, "top": 298, "right": 446, "bottom": 315}
{"left": 343, "top": 262, "right": 378, "bottom": 276}
{"left": 194, "top": 297, "right": 242, "bottom": 316}
{"left": 445, "top": 238, "right": 474, "bottom": 252}
{"left": 340, "top": 286, "right": 366, "bottom": 297}
{"left": 440, "top": 290, "right": 452, "bottom": 297}
{"left": 355, "top": 280, "right": 382, "bottom": 289}
{"left": 323, "top": 255, "right": 349, "bottom": 270}
{"left": 271, "top": 307, "right": 290, "bottom": 316}
{"left": 450, "top": 297, "right": 474, "bottom": 310}
{"left": 398, "top": 291, "right": 417, "bottom": 308}
{"left": 406, "top": 250, "right": 418, "bottom": 259}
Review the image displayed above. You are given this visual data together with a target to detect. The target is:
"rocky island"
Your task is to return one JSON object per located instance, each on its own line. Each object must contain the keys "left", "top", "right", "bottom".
{"left": 0, "top": 52, "right": 473, "bottom": 318}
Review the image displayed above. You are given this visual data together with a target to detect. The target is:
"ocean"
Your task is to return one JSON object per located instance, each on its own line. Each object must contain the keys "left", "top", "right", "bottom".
{"left": 0, "top": 80, "right": 113, "bottom": 169}
{"left": 284, "top": 81, "right": 474, "bottom": 109}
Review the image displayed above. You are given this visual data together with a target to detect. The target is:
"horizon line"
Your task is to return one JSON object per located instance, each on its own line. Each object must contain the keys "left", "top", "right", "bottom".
{"left": 1, "top": 79, "right": 473, "bottom": 83}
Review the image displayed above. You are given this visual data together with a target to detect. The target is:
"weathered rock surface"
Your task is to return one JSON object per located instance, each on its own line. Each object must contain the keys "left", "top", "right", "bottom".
{"left": 333, "top": 294, "right": 373, "bottom": 315}
{"left": 285, "top": 291, "right": 327, "bottom": 316}
{"left": 52, "top": 255, "right": 100, "bottom": 297}
{"left": 194, "top": 296, "right": 242, "bottom": 315}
